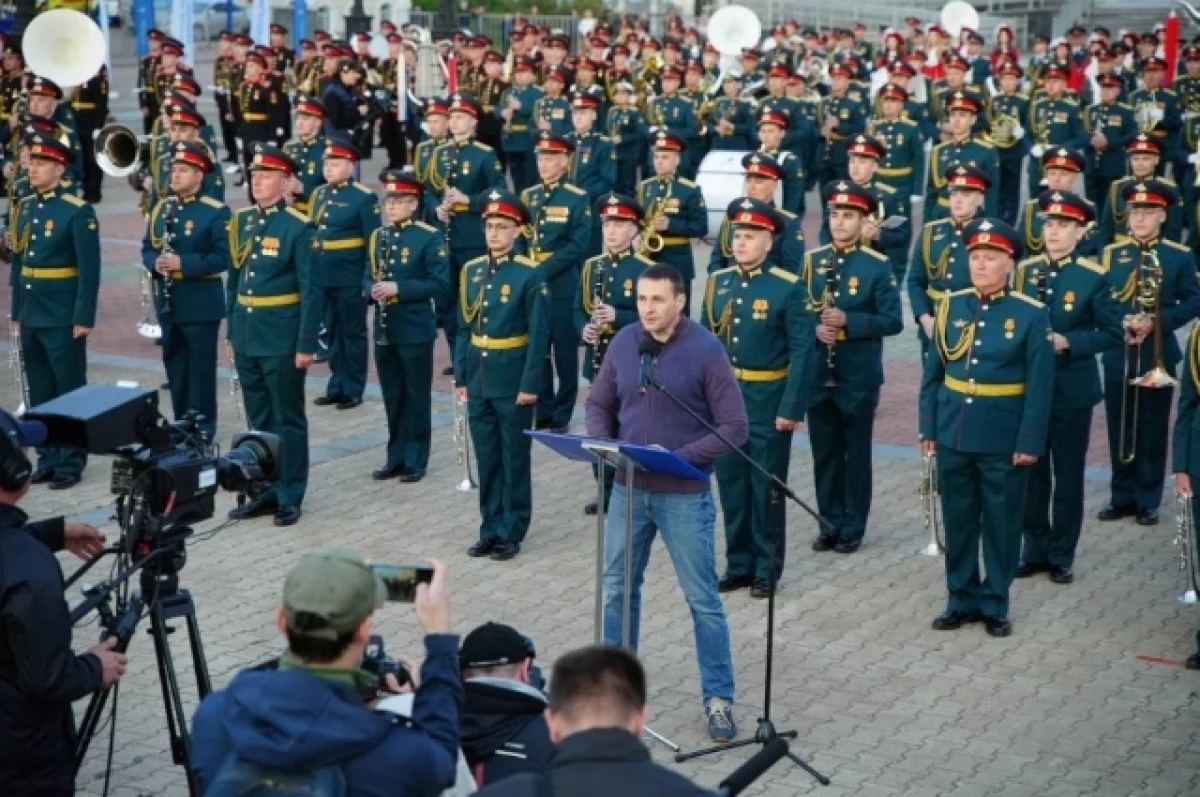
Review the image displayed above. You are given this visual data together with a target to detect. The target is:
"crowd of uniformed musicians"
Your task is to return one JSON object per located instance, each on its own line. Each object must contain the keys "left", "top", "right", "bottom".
{"left": 3, "top": 15, "right": 1200, "bottom": 661}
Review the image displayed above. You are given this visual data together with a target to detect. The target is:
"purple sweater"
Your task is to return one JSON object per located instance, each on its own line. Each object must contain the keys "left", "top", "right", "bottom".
{"left": 585, "top": 316, "right": 749, "bottom": 493}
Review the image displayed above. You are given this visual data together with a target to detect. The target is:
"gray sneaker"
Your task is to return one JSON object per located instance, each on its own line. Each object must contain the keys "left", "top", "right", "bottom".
{"left": 705, "top": 697, "right": 737, "bottom": 742}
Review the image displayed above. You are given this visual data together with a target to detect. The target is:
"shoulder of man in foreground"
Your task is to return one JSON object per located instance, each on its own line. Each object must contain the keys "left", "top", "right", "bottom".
{"left": 473, "top": 761, "right": 717, "bottom": 797}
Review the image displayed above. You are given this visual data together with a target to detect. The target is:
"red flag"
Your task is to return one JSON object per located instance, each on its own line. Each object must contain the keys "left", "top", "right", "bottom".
{"left": 1166, "top": 11, "right": 1180, "bottom": 84}
{"left": 447, "top": 53, "right": 458, "bottom": 93}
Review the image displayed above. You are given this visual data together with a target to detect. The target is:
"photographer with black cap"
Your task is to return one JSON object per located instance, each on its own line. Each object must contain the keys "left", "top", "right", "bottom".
{"left": 459, "top": 622, "right": 554, "bottom": 786}
{"left": 0, "top": 409, "right": 128, "bottom": 796}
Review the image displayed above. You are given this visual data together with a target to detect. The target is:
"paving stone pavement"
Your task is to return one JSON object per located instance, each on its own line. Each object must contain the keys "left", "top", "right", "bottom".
{"left": 4, "top": 48, "right": 1197, "bottom": 797}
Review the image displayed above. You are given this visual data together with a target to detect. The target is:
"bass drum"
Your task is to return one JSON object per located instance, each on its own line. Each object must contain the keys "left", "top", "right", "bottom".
{"left": 695, "top": 149, "right": 783, "bottom": 239}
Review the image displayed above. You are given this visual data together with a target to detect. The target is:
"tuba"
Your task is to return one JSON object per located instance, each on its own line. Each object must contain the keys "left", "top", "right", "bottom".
{"left": 989, "top": 112, "right": 1020, "bottom": 148}
{"left": 1134, "top": 100, "right": 1160, "bottom": 133}
{"left": 940, "top": 1, "right": 980, "bottom": 38}
{"left": 1175, "top": 490, "right": 1200, "bottom": 605}
{"left": 23, "top": 9, "right": 106, "bottom": 88}
{"left": 96, "top": 124, "right": 150, "bottom": 179}
{"left": 706, "top": 5, "right": 762, "bottom": 94}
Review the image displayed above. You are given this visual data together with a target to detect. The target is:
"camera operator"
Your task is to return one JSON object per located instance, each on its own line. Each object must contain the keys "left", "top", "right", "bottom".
{"left": 191, "top": 551, "right": 463, "bottom": 796}
{"left": 458, "top": 622, "right": 553, "bottom": 786}
{"left": 473, "top": 645, "right": 713, "bottom": 797}
{"left": 0, "top": 409, "right": 128, "bottom": 796}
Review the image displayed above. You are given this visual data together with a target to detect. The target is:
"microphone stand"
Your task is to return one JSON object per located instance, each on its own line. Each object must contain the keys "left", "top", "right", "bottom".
{"left": 645, "top": 373, "right": 831, "bottom": 786}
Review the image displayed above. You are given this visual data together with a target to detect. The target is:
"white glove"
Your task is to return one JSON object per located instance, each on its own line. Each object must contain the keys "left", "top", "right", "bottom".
{"left": 910, "top": 195, "right": 922, "bottom": 204}
{"left": 1011, "top": 125, "right": 1025, "bottom": 140}
{"left": 1190, "top": 152, "right": 1199, "bottom": 165}
{"left": 1029, "top": 144, "right": 1044, "bottom": 159}
{"left": 648, "top": 125, "right": 660, "bottom": 134}
{"left": 276, "top": 128, "right": 285, "bottom": 137}
{"left": 1150, "top": 107, "right": 1164, "bottom": 122}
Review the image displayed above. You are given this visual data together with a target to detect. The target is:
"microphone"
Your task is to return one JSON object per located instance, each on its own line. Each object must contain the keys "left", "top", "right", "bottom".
{"left": 638, "top": 336, "right": 663, "bottom": 394}
{"left": 716, "top": 737, "right": 791, "bottom": 797}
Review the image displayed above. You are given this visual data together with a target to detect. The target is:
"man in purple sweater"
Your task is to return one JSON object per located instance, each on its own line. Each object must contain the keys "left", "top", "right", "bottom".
{"left": 584, "top": 263, "right": 748, "bottom": 743}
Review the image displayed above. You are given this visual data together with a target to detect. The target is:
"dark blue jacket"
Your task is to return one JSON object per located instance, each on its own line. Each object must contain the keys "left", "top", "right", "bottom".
{"left": 192, "top": 634, "right": 464, "bottom": 797}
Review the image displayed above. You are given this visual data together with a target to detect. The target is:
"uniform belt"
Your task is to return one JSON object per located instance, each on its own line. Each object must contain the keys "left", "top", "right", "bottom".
{"left": 243, "top": 112, "right": 269, "bottom": 121}
{"left": 926, "top": 288, "right": 948, "bottom": 301}
{"left": 72, "top": 101, "right": 97, "bottom": 110}
{"left": 470, "top": 333, "right": 528, "bottom": 350}
{"left": 662, "top": 236, "right": 690, "bottom": 246}
{"left": 944, "top": 375, "right": 1025, "bottom": 397}
{"left": 450, "top": 202, "right": 470, "bottom": 212}
{"left": 508, "top": 124, "right": 529, "bottom": 131}
{"left": 319, "top": 237, "right": 366, "bottom": 250}
{"left": 170, "top": 272, "right": 222, "bottom": 281}
{"left": 877, "top": 166, "right": 913, "bottom": 177}
{"left": 237, "top": 292, "right": 302, "bottom": 308}
{"left": 733, "top": 366, "right": 789, "bottom": 382}
{"left": 22, "top": 266, "right": 78, "bottom": 279}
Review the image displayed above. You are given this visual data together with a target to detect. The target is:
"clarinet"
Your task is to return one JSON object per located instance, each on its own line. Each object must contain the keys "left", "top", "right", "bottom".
{"left": 376, "top": 227, "right": 392, "bottom": 346}
{"left": 592, "top": 257, "right": 609, "bottom": 373}
{"left": 1033, "top": 266, "right": 1047, "bottom": 304}
{"left": 160, "top": 196, "right": 177, "bottom": 315}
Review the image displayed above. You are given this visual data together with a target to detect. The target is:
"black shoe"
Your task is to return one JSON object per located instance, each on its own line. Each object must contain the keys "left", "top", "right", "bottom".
{"left": 1097, "top": 503, "right": 1136, "bottom": 521}
{"left": 468, "top": 538, "right": 497, "bottom": 557}
{"left": 48, "top": 474, "right": 80, "bottom": 490}
{"left": 1187, "top": 651, "right": 1200, "bottom": 670}
{"left": 273, "top": 506, "right": 302, "bottom": 526}
{"left": 336, "top": 397, "right": 363, "bottom": 410}
{"left": 1016, "top": 561, "right": 1052, "bottom": 578}
{"left": 1136, "top": 509, "right": 1159, "bottom": 526}
{"left": 749, "top": 579, "right": 774, "bottom": 599}
{"left": 490, "top": 540, "right": 520, "bottom": 560}
{"left": 159, "top": 381, "right": 170, "bottom": 390}
{"left": 154, "top": 337, "right": 164, "bottom": 346}
{"left": 229, "top": 495, "right": 279, "bottom": 520}
{"left": 983, "top": 616, "right": 1013, "bottom": 637}
{"left": 584, "top": 501, "right": 598, "bottom": 515}
{"left": 718, "top": 573, "right": 754, "bottom": 593}
{"left": 441, "top": 365, "right": 454, "bottom": 376}
{"left": 812, "top": 535, "right": 839, "bottom": 552}
{"left": 30, "top": 467, "right": 54, "bottom": 485}
{"left": 1050, "top": 565, "right": 1074, "bottom": 584}
{"left": 372, "top": 464, "right": 405, "bottom": 480}
{"left": 314, "top": 395, "right": 343, "bottom": 407}
{"left": 398, "top": 468, "right": 426, "bottom": 483}
{"left": 534, "top": 418, "right": 553, "bottom": 431}
{"left": 835, "top": 538, "right": 862, "bottom": 554}
{"left": 932, "top": 609, "right": 982, "bottom": 631}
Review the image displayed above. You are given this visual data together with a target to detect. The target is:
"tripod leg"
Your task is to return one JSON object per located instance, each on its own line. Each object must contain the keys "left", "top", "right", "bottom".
{"left": 74, "top": 683, "right": 114, "bottom": 770}
{"left": 185, "top": 610, "right": 213, "bottom": 698}
{"left": 149, "top": 602, "right": 202, "bottom": 796}
{"left": 673, "top": 736, "right": 760, "bottom": 762}
{"left": 788, "top": 750, "right": 832, "bottom": 786}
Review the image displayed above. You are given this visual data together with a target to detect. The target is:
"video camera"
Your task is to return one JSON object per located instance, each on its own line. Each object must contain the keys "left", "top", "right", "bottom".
{"left": 24, "top": 384, "right": 281, "bottom": 551}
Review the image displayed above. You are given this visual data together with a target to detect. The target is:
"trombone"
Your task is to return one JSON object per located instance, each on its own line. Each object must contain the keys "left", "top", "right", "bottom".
{"left": 452, "top": 385, "right": 478, "bottom": 492}
{"left": 1175, "top": 490, "right": 1200, "bottom": 604}
{"left": 1118, "top": 250, "right": 1176, "bottom": 464}
{"left": 8, "top": 317, "right": 28, "bottom": 415}
{"left": 919, "top": 451, "right": 944, "bottom": 556}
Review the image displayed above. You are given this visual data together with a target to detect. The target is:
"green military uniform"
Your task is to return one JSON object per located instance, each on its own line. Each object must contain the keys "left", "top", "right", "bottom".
{"left": 567, "top": 115, "right": 616, "bottom": 257}
{"left": 1100, "top": 170, "right": 1185, "bottom": 245}
{"left": 141, "top": 156, "right": 230, "bottom": 438}
{"left": 1018, "top": 200, "right": 1098, "bottom": 259}
{"left": 413, "top": 122, "right": 448, "bottom": 226}
{"left": 814, "top": 79, "right": 868, "bottom": 186}
{"left": 930, "top": 79, "right": 989, "bottom": 136}
{"left": 1129, "top": 81, "right": 1180, "bottom": 177}
{"left": 148, "top": 142, "right": 225, "bottom": 206}
{"left": 1026, "top": 91, "right": 1086, "bottom": 197}
{"left": 1082, "top": 89, "right": 1136, "bottom": 216}
{"left": 709, "top": 200, "right": 805, "bottom": 276}
{"left": 920, "top": 229, "right": 1055, "bottom": 629}
{"left": 872, "top": 107, "right": 925, "bottom": 220}
{"left": 925, "top": 136, "right": 999, "bottom": 221}
{"left": 226, "top": 147, "right": 322, "bottom": 520}
{"left": 704, "top": 200, "right": 814, "bottom": 589}
{"left": 1170, "top": 324, "right": 1200, "bottom": 668}
{"left": 520, "top": 138, "right": 593, "bottom": 430}
{"left": 637, "top": 134, "right": 707, "bottom": 314}
{"left": 367, "top": 175, "right": 452, "bottom": 477}
{"left": 607, "top": 100, "right": 649, "bottom": 195}
{"left": 756, "top": 139, "right": 806, "bottom": 217}
{"left": 498, "top": 74, "right": 542, "bottom": 193}
{"left": 647, "top": 86, "right": 700, "bottom": 178}
{"left": 531, "top": 92, "right": 572, "bottom": 138}
{"left": 309, "top": 159, "right": 380, "bottom": 406}
{"left": 284, "top": 131, "right": 327, "bottom": 216}
{"left": 907, "top": 216, "right": 974, "bottom": 356}
{"left": 806, "top": 182, "right": 904, "bottom": 552}
{"left": 8, "top": 139, "right": 99, "bottom": 485}
{"left": 708, "top": 93, "right": 756, "bottom": 152}
{"left": 454, "top": 192, "right": 551, "bottom": 555}
{"left": 988, "top": 85, "right": 1030, "bottom": 225}
{"left": 1013, "top": 199, "right": 1122, "bottom": 577}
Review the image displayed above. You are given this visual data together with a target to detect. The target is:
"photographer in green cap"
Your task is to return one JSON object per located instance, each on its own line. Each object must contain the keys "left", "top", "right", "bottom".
{"left": 191, "top": 553, "right": 463, "bottom": 795}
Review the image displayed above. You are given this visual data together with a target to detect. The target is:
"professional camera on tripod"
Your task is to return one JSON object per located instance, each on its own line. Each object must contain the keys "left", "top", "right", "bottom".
{"left": 21, "top": 383, "right": 281, "bottom": 796}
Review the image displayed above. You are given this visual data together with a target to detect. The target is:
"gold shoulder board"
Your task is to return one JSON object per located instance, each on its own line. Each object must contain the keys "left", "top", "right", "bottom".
{"left": 769, "top": 267, "right": 799, "bottom": 283}
{"left": 677, "top": 177, "right": 697, "bottom": 188}
{"left": 1011, "top": 292, "right": 1044, "bottom": 308}
{"left": 60, "top": 193, "right": 85, "bottom": 207}
{"left": 1075, "top": 257, "right": 1107, "bottom": 275}
{"left": 513, "top": 255, "right": 538, "bottom": 267}
{"left": 635, "top": 254, "right": 656, "bottom": 266}
{"left": 286, "top": 206, "right": 310, "bottom": 222}
{"left": 200, "top": 196, "right": 224, "bottom": 208}
{"left": 1163, "top": 239, "right": 1191, "bottom": 254}
{"left": 414, "top": 220, "right": 437, "bottom": 233}
{"left": 564, "top": 183, "right": 587, "bottom": 196}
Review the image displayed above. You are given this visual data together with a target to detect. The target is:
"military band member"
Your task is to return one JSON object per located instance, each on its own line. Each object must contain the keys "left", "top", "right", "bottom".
{"left": 1018, "top": 148, "right": 1097, "bottom": 258}
{"left": 148, "top": 103, "right": 225, "bottom": 205}
{"left": 606, "top": 80, "right": 648, "bottom": 196}
{"left": 140, "top": 142, "right": 231, "bottom": 439}
{"left": 908, "top": 165, "right": 990, "bottom": 356}
{"left": 367, "top": 171, "right": 452, "bottom": 483}
{"left": 1084, "top": 74, "right": 1137, "bottom": 216}
{"left": 1025, "top": 65, "right": 1086, "bottom": 198}
{"left": 705, "top": 199, "right": 813, "bottom": 598}
{"left": 1098, "top": 180, "right": 1200, "bottom": 526}
{"left": 24, "top": 78, "right": 83, "bottom": 190}
{"left": 153, "top": 37, "right": 185, "bottom": 111}
{"left": 476, "top": 49, "right": 508, "bottom": 159}
{"left": 455, "top": 190, "right": 551, "bottom": 561}
{"left": 499, "top": 57, "right": 541, "bottom": 194}
{"left": 815, "top": 61, "right": 867, "bottom": 187}
{"left": 1013, "top": 191, "right": 1121, "bottom": 584}
{"left": 576, "top": 193, "right": 653, "bottom": 514}
{"left": 871, "top": 83, "right": 925, "bottom": 228}
{"left": 72, "top": 65, "right": 108, "bottom": 204}
{"left": 925, "top": 91, "right": 999, "bottom": 222}
{"left": 709, "top": 73, "right": 756, "bottom": 152}
{"left": 7, "top": 132, "right": 98, "bottom": 489}
{"left": 520, "top": 132, "right": 592, "bottom": 432}
{"left": 237, "top": 52, "right": 280, "bottom": 201}
{"left": 1099, "top": 135, "right": 1184, "bottom": 244}
{"left": 309, "top": 138, "right": 380, "bottom": 411}
{"left": 568, "top": 92, "right": 616, "bottom": 257}
{"left": 138, "top": 29, "right": 164, "bottom": 134}
{"left": 534, "top": 66, "right": 573, "bottom": 138}
{"left": 226, "top": 145, "right": 322, "bottom": 527}
{"left": 637, "top": 132, "right": 707, "bottom": 316}
{"left": 821, "top": 135, "right": 909, "bottom": 284}
{"left": 921, "top": 217, "right": 1055, "bottom": 637}
{"left": 885, "top": 62, "right": 937, "bottom": 143}
{"left": 708, "top": 154, "right": 805, "bottom": 275}
{"left": 755, "top": 105, "right": 806, "bottom": 217}
{"left": 807, "top": 182, "right": 903, "bottom": 554}
{"left": 989, "top": 60, "right": 1030, "bottom": 225}
{"left": 1171, "top": 324, "right": 1200, "bottom": 671}
{"left": 213, "top": 31, "right": 239, "bottom": 163}
{"left": 1130, "top": 58, "right": 1179, "bottom": 177}
{"left": 435, "top": 93, "right": 507, "bottom": 364}
{"left": 167, "top": 73, "right": 221, "bottom": 156}
{"left": 415, "top": 97, "right": 450, "bottom": 223}
{"left": 647, "top": 65, "right": 700, "bottom": 179}
{"left": 931, "top": 56, "right": 988, "bottom": 139}
{"left": 285, "top": 96, "right": 328, "bottom": 216}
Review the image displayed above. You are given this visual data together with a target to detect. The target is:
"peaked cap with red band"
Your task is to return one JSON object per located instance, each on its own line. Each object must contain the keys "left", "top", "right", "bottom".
{"left": 595, "top": 192, "right": 644, "bottom": 223}
{"left": 1120, "top": 178, "right": 1178, "bottom": 208}
{"left": 295, "top": 95, "right": 326, "bottom": 118}
{"left": 481, "top": 189, "right": 529, "bottom": 224}
{"left": 944, "top": 164, "right": 992, "bottom": 192}
{"left": 964, "top": 218, "right": 1021, "bottom": 258}
{"left": 23, "top": 130, "right": 70, "bottom": 164}
{"left": 946, "top": 90, "right": 982, "bottom": 114}
{"left": 821, "top": 180, "right": 879, "bottom": 215}
{"left": 535, "top": 132, "right": 575, "bottom": 154}
{"left": 324, "top": 137, "right": 360, "bottom": 161}
{"left": 757, "top": 104, "right": 790, "bottom": 128}
{"left": 249, "top": 143, "right": 298, "bottom": 175}
{"left": 1037, "top": 189, "right": 1094, "bottom": 224}
{"left": 847, "top": 134, "right": 886, "bottom": 160}
{"left": 1127, "top": 133, "right": 1162, "bottom": 156}
{"left": 380, "top": 169, "right": 422, "bottom": 196}
{"left": 742, "top": 152, "right": 784, "bottom": 180}
{"left": 172, "top": 141, "right": 214, "bottom": 173}
{"left": 1041, "top": 147, "right": 1085, "bottom": 173}
{"left": 726, "top": 198, "right": 784, "bottom": 234}
{"left": 652, "top": 131, "right": 687, "bottom": 152}
{"left": 448, "top": 93, "right": 481, "bottom": 117}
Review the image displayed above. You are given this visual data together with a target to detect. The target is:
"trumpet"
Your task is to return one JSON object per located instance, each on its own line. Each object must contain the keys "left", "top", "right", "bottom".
{"left": 1118, "top": 250, "right": 1176, "bottom": 463}
{"left": 452, "top": 385, "right": 478, "bottom": 492}
{"left": 919, "top": 450, "right": 944, "bottom": 556}
{"left": 1176, "top": 491, "right": 1200, "bottom": 604}
{"left": 226, "top": 340, "right": 246, "bottom": 428}
{"left": 8, "top": 317, "right": 28, "bottom": 415}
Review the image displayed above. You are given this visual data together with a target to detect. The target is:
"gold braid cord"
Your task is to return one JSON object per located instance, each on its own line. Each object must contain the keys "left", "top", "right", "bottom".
{"left": 923, "top": 224, "right": 948, "bottom": 281}
{"left": 1114, "top": 263, "right": 1138, "bottom": 303}
{"left": 1024, "top": 203, "right": 1044, "bottom": 251}
{"left": 229, "top": 212, "right": 252, "bottom": 269}
{"left": 935, "top": 296, "right": 975, "bottom": 363}
{"left": 368, "top": 228, "right": 381, "bottom": 282}
{"left": 1191, "top": 323, "right": 1200, "bottom": 394}
{"left": 459, "top": 262, "right": 484, "bottom": 325}
{"left": 580, "top": 259, "right": 596, "bottom": 315}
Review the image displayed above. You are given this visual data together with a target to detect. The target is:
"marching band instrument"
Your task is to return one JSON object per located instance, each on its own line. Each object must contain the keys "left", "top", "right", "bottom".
{"left": 1175, "top": 491, "right": 1200, "bottom": 604}
{"left": 95, "top": 123, "right": 145, "bottom": 178}
{"left": 919, "top": 452, "right": 944, "bottom": 556}
{"left": 226, "top": 340, "right": 246, "bottom": 428}
{"left": 706, "top": 5, "right": 762, "bottom": 95}
{"left": 1134, "top": 100, "right": 1160, "bottom": 133}
{"left": 640, "top": 196, "right": 667, "bottom": 255}
{"left": 810, "top": 267, "right": 839, "bottom": 388}
{"left": 989, "top": 110, "right": 1020, "bottom": 148}
{"left": 1118, "top": 250, "right": 1176, "bottom": 463}
{"left": 8, "top": 318, "right": 28, "bottom": 416}
{"left": 136, "top": 270, "right": 161, "bottom": 340}
{"left": 24, "top": 9, "right": 106, "bottom": 88}
{"left": 452, "top": 386, "right": 478, "bottom": 492}
{"left": 375, "top": 229, "right": 392, "bottom": 346}
{"left": 159, "top": 196, "right": 178, "bottom": 316}
{"left": 940, "top": 1, "right": 980, "bottom": 38}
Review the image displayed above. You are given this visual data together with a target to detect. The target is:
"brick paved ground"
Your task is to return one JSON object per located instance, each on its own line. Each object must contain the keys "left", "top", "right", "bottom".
{"left": 5, "top": 50, "right": 1198, "bottom": 797}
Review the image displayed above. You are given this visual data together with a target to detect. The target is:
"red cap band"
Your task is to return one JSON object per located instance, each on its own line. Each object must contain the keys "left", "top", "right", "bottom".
{"left": 968, "top": 230, "right": 1016, "bottom": 255}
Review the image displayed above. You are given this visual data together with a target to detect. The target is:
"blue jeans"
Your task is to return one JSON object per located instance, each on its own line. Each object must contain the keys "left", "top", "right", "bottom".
{"left": 602, "top": 483, "right": 735, "bottom": 704}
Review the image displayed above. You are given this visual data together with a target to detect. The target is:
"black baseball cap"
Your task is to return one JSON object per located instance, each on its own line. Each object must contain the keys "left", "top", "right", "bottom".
{"left": 459, "top": 622, "right": 530, "bottom": 669}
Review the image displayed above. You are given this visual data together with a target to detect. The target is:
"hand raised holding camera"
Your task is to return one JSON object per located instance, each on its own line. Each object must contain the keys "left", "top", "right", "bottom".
{"left": 415, "top": 558, "right": 450, "bottom": 634}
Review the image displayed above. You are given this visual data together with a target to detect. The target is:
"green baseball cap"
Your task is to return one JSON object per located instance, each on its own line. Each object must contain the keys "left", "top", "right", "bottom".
{"left": 283, "top": 549, "right": 386, "bottom": 641}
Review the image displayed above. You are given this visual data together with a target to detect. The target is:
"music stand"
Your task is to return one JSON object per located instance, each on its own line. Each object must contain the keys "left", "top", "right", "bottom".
{"left": 528, "top": 431, "right": 684, "bottom": 752}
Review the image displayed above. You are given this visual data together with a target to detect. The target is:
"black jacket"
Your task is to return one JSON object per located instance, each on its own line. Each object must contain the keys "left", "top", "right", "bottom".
{"left": 0, "top": 504, "right": 101, "bottom": 797}
{"left": 460, "top": 677, "right": 554, "bottom": 786}
{"left": 472, "top": 727, "right": 716, "bottom": 797}
{"left": 322, "top": 81, "right": 363, "bottom": 134}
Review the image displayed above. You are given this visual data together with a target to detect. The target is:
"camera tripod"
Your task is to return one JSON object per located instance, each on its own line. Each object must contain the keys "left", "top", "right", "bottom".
{"left": 73, "top": 532, "right": 213, "bottom": 797}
